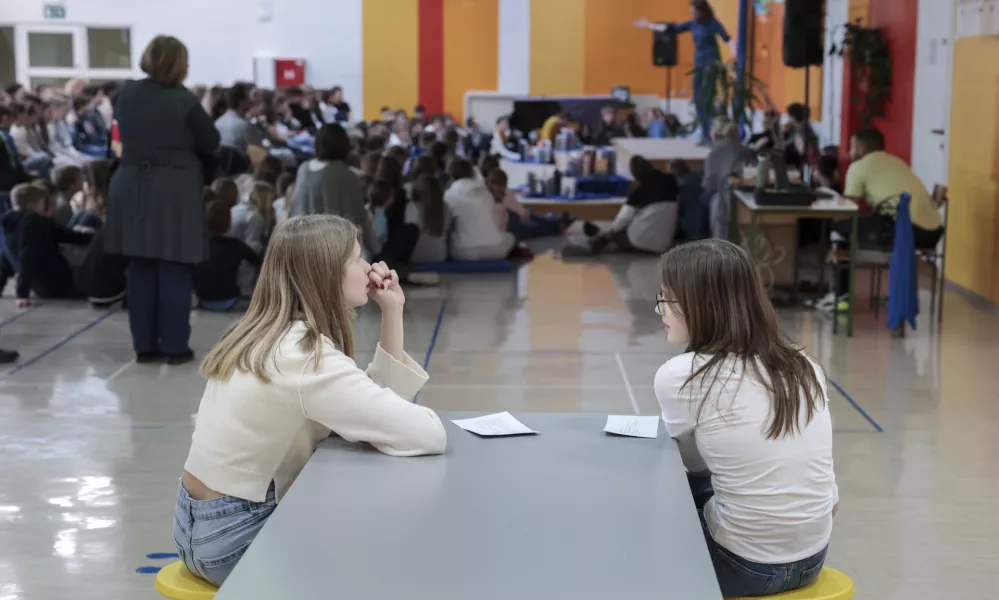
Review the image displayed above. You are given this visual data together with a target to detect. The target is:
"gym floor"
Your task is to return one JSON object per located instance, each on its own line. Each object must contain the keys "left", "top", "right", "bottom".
{"left": 0, "top": 251, "right": 996, "bottom": 599}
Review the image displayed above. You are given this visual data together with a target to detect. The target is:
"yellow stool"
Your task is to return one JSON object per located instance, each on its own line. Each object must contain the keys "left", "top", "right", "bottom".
{"left": 154, "top": 562, "right": 219, "bottom": 600}
{"left": 728, "top": 568, "right": 854, "bottom": 600}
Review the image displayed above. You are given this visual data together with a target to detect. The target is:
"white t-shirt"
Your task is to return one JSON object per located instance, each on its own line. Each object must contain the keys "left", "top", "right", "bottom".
{"left": 444, "top": 178, "right": 508, "bottom": 251}
{"left": 654, "top": 352, "right": 838, "bottom": 564}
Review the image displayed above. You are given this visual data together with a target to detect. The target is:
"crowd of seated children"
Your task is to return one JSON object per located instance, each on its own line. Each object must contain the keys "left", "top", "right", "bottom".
{"left": 8, "top": 102, "right": 54, "bottom": 178}
{"left": 479, "top": 155, "right": 568, "bottom": 240}
{"left": 194, "top": 199, "right": 262, "bottom": 312}
{"left": 566, "top": 155, "right": 680, "bottom": 256}
{"left": 0, "top": 105, "right": 34, "bottom": 196}
{"left": 1, "top": 182, "right": 92, "bottom": 306}
{"left": 50, "top": 164, "right": 82, "bottom": 227}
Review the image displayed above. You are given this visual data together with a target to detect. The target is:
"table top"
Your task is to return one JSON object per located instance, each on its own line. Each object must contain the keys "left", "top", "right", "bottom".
{"left": 216, "top": 412, "right": 722, "bottom": 600}
{"left": 732, "top": 187, "right": 859, "bottom": 214}
{"left": 612, "top": 137, "right": 711, "bottom": 161}
{"left": 521, "top": 196, "right": 625, "bottom": 206}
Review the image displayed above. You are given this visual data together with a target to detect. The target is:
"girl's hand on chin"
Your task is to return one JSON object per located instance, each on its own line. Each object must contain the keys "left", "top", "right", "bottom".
{"left": 366, "top": 261, "right": 405, "bottom": 313}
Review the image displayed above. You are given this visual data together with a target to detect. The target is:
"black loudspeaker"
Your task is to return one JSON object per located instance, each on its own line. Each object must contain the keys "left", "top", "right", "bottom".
{"left": 783, "top": 0, "right": 824, "bottom": 67}
{"left": 653, "top": 30, "right": 677, "bottom": 67}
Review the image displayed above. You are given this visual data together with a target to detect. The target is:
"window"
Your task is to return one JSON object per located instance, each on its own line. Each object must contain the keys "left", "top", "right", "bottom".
{"left": 88, "top": 28, "right": 131, "bottom": 69}
{"left": 0, "top": 28, "right": 14, "bottom": 84}
{"left": 28, "top": 32, "right": 75, "bottom": 68}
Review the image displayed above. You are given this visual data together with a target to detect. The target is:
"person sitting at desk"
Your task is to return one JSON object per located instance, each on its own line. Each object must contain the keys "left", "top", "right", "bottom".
{"left": 174, "top": 215, "right": 447, "bottom": 587}
{"left": 821, "top": 127, "right": 944, "bottom": 310}
{"left": 653, "top": 239, "right": 837, "bottom": 598}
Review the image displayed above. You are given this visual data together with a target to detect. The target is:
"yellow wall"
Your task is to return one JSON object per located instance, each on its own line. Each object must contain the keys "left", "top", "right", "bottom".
{"left": 529, "top": 0, "right": 586, "bottom": 95}
{"left": 362, "top": 0, "right": 418, "bottom": 121}
{"left": 946, "top": 36, "right": 999, "bottom": 302}
{"left": 443, "top": 0, "right": 498, "bottom": 120}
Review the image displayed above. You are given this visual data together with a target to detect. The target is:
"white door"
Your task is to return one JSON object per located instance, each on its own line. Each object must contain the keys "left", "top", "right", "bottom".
{"left": 911, "top": 0, "right": 956, "bottom": 189}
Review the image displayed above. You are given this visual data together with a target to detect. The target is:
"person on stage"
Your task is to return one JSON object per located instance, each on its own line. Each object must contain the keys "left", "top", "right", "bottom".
{"left": 635, "top": 0, "right": 736, "bottom": 143}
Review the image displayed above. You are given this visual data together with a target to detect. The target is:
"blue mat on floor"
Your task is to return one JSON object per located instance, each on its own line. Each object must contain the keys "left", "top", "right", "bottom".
{"left": 412, "top": 260, "right": 514, "bottom": 273}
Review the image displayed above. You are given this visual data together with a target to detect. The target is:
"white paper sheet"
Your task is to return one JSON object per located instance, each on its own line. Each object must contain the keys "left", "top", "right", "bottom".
{"left": 450, "top": 412, "right": 538, "bottom": 437}
{"left": 603, "top": 415, "right": 660, "bottom": 439}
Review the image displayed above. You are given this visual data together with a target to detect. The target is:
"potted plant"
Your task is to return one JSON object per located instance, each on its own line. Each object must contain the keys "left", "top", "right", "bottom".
{"left": 829, "top": 20, "right": 892, "bottom": 125}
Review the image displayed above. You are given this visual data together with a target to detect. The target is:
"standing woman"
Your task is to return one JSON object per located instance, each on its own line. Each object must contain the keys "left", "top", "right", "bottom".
{"left": 635, "top": 0, "right": 735, "bottom": 143}
{"left": 105, "top": 36, "right": 221, "bottom": 365}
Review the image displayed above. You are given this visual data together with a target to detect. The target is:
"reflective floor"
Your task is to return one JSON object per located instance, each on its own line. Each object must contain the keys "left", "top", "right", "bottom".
{"left": 1, "top": 251, "right": 997, "bottom": 599}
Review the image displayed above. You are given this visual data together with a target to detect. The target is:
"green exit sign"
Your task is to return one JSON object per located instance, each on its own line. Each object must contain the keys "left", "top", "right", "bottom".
{"left": 43, "top": 4, "right": 66, "bottom": 19}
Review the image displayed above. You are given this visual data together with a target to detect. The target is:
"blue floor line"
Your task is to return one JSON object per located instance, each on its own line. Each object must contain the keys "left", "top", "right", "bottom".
{"left": 3, "top": 307, "right": 121, "bottom": 377}
{"left": 828, "top": 377, "right": 884, "bottom": 433}
{"left": 0, "top": 306, "right": 37, "bottom": 328}
{"left": 414, "top": 300, "right": 447, "bottom": 405}
{"left": 423, "top": 300, "right": 447, "bottom": 371}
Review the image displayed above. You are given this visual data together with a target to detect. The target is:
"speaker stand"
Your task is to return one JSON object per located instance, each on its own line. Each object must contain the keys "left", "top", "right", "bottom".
{"left": 803, "top": 64, "right": 811, "bottom": 182}
{"left": 664, "top": 66, "right": 673, "bottom": 115}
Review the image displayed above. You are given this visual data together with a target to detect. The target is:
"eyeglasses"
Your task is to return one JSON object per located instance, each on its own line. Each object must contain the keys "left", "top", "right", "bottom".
{"left": 655, "top": 292, "right": 678, "bottom": 316}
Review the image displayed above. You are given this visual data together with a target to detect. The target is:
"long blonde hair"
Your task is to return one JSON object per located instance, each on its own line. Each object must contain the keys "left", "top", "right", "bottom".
{"left": 201, "top": 215, "right": 359, "bottom": 382}
{"left": 247, "top": 181, "right": 276, "bottom": 223}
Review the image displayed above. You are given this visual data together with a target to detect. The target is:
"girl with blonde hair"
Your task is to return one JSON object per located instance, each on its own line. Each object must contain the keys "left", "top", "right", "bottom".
{"left": 174, "top": 215, "right": 447, "bottom": 586}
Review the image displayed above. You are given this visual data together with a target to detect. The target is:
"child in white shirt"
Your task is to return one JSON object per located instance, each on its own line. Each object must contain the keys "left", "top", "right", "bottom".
{"left": 174, "top": 215, "right": 447, "bottom": 587}
{"left": 652, "top": 238, "right": 837, "bottom": 598}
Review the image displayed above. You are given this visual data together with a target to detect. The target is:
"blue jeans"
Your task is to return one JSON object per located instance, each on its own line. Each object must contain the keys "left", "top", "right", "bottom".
{"left": 506, "top": 211, "right": 564, "bottom": 240}
{"left": 126, "top": 258, "right": 193, "bottom": 355}
{"left": 688, "top": 474, "right": 828, "bottom": 597}
{"left": 173, "top": 482, "right": 277, "bottom": 587}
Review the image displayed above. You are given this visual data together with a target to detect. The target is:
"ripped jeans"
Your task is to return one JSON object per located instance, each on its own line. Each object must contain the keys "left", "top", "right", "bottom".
{"left": 172, "top": 481, "right": 276, "bottom": 587}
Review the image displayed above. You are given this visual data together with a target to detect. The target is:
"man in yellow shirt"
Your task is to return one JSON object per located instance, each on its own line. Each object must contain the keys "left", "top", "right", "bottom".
{"left": 843, "top": 127, "right": 943, "bottom": 246}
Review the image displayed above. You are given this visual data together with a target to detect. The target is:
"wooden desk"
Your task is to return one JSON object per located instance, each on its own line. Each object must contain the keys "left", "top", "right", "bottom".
{"left": 730, "top": 188, "right": 860, "bottom": 336}
{"left": 521, "top": 197, "right": 624, "bottom": 221}
{"left": 613, "top": 138, "right": 711, "bottom": 176}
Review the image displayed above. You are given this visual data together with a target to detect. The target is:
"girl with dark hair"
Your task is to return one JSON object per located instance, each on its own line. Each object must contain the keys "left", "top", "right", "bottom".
{"left": 406, "top": 173, "right": 451, "bottom": 264}
{"left": 635, "top": 0, "right": 734, "bottom": 143}
{"left": 653, "top": 239, "right": 837, "bottom": 597}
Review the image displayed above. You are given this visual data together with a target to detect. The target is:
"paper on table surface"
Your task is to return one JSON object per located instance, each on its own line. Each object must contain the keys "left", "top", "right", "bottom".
{"left": 450, "top": 412, "right": 538, "bottom": 437}
{"left": 603, "top": 415, "right": 660, "bottom": 439}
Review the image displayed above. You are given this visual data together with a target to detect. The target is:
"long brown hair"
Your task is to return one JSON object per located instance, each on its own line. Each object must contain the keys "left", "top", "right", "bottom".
{"left": 411, "top": 173, "right": 446, "bottom": 237}
{"left": 692, "top": 0, "right": 715, "bottom": 22}
{"left": 201, "top": 215, "right": 358, "bottom": 382}
{"left": 660, "top": 239, "right": 824, "bottom": 439}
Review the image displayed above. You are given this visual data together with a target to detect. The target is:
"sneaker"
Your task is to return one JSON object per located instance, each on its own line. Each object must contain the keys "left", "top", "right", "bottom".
{"left": 0, "top": 348, "right": 19, "bottom": 364}
{"left": 582, "top": 221, "right": 601, "bottom": 237}
{"left": 164, "top": 349, "right": 195, "bottom": 366}
{"left": 816, "top": 295, "right": 849, "bottom": 313}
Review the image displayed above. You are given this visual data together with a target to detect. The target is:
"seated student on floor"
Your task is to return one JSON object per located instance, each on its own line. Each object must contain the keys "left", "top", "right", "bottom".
{"left": 73, "top": 160, "right": 125, "bottom": 308}
{"left": 485, "top": 167, "right": 567, "bottom": 240}
{"left": 195, "top": 200, "right": 262, "bottom": 312}
{"left": 2, "top": 183, "right": 92, "bottom": 307}
{"left": 210, "top": 177, "right": 240, "bottom": 210}
{"left": 569, "top": 155, "right": 679, "bottom": 256}
{"left": 654, "top": 238, "right": 837, "bottom": 598}
{"left": 231, "top": 181, "right": 275, "bottom": 254}
{"left": 50, "top": 164, "right": 83, "bottom": 227}
{"left": 174, "top": 215, "right": 446, "bottom": 586}
{"left": 0, "top": 105, "right": 34, "bottom": 195}
{"left": 406, "top": 173, "right": 451, "bottom": 264}
{"left": 444, "top": 158, "right": 516, "bottom": 261}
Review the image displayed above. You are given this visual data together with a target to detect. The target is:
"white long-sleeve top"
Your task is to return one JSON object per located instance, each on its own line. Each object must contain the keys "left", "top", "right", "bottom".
{"left": 490, "top": 131, "right": 521, "bottom": 160}
{"left": 184, "top": 321, "right": 447, "bottom": 503}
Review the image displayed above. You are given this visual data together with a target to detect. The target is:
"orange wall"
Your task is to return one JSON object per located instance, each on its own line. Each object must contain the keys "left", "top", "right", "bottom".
{"left": 580, "top": 0, "right": 738, "bottom": 98}
{"left": 749, "top": 3, "right": 821, "bottom": 117}
{"left": 945, "top": 36, "right": 999, "bottom": 302}
{"left": 529, "top": 0, "right": 586, "bottom": 95}
{"left": 443, "top": 0, "right": 498, "bottom": 120}
{"left": 362, "top": 0, "right": 418, "bottom": 121}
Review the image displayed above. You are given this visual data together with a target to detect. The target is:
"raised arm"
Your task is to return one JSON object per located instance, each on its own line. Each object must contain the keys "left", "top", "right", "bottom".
{"left": 633, "top": 17, "right": 671, "bottom": 33}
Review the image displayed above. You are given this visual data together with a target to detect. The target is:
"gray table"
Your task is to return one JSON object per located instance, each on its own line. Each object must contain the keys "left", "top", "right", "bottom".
{"left": 215, "top": 412, "right": 722, "bottom": 600}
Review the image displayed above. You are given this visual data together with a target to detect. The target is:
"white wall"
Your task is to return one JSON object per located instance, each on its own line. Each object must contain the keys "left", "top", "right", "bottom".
{"left": 2, "top": 0, "right": 364, "bottom": 106}
{"left": 821, "top": 0, "right": 847, "bottom": 149}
